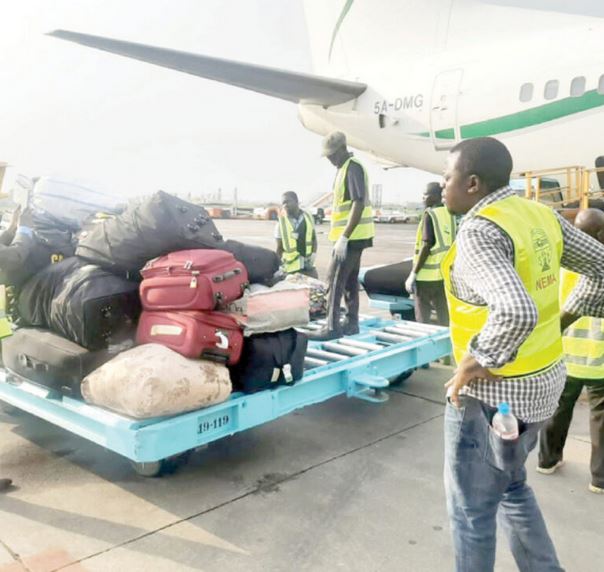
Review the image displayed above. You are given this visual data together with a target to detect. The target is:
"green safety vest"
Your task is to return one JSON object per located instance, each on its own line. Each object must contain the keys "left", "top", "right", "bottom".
{"left": 0, "top": 285, "right": 12, "bottom": 339}
{"left": 278, "top": 210, "right": 315, "bottom": 273}
{"left": 560, "top": 269, "right": 604, "bottom": 380}
{"left": 414, "top": 206, "right": 457, "bottom": 281}
{"left": 328, "top": 157, "right": 375, "bottom": 242}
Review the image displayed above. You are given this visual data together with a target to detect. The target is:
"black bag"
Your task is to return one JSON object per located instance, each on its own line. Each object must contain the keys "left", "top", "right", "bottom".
{"left": 361, "top": 259, "right": 413, "bottom": 298}
{"left": 221, "top": 239, "right": 279, "bottom": 285}
{"left": 17, "top": 257, "right": 82, "bottom": 326}
{"left": 2, "top": 328, "right": 111, "bottom": 396}
{"left": 0, "top": 220, "right": 75, "bottom": 289}
{"left": 18, "top": 257, "right": 141, "bottom": 350}
{"left": 229, "top": 328, "right": 307, "bottom": 393}
{"left": 76, "top": 191, "right": 224, "bottom": 275}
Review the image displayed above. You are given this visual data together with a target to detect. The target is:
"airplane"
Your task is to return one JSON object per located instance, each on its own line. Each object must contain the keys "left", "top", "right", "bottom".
{"left": 48, "top": 0, "right": 604, "bottom": 178}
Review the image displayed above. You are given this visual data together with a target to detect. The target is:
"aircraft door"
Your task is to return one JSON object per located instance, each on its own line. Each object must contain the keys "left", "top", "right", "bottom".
{"left": 430, "top": 69, "right": 463, "bottom": 151}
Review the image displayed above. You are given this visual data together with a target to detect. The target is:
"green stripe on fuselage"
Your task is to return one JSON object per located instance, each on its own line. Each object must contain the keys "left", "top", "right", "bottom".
{"left": 415, "top": 88, "right": 604, "bottom": 139}
{"left": 329, "top": 0, "right": 355, "bottom": 61}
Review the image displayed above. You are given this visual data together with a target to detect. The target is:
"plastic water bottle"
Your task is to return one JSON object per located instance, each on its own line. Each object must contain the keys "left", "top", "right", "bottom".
{"left": 491, "top": 402, "right": 519, "bottom": 440}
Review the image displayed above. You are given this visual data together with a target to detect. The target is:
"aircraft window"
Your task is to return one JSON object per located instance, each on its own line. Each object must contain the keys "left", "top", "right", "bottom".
{"left": 570, "top": 76, "right": 586, "bottom": 97}
{"left": 544, "top": 80, "right": 559, "bottom": 100}
{"left": 598, "top": 75, "right": 604, "bottom": 95}
{"left": 519, "top": 83, "right": 533, "bottom": 102}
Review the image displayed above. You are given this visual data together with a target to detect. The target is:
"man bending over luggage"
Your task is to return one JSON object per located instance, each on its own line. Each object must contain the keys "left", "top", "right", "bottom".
{"left": 275, "top": 191, "right": 318, "bottom": 278}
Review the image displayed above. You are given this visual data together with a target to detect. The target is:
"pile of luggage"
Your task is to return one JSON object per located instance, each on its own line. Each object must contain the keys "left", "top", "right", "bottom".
{"left": 2, "top": 189, "right": 312, "bottom": 419}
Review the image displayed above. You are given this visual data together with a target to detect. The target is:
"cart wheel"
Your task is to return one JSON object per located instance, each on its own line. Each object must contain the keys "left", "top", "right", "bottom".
{"left": 389, "top": 369, "right": 414, "bottom": 387}
{"left": 131, "top": 451, "right": 192, "bottom": 478}
{"left": 131, "top": 460, "right": 164, "bottom": 478}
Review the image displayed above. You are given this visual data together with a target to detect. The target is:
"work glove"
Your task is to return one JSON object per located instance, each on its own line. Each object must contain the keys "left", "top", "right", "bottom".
{"left": 333, "top": 235, "right": 348, "bottom": 262}
{"left": 405, "top": 271, "right": 417, "bottom": 295}
{"left": 307, "top": 253, "right": 316, "bottom": 267}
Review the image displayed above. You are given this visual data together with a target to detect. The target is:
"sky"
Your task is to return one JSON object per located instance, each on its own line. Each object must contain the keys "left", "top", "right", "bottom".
{"left": 0, "top": 0, "right": 438, "bottom": 207}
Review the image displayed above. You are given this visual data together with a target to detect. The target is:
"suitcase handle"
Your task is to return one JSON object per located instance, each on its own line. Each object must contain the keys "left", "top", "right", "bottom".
{"left": 212, "top": 268, "right": 242, "bottom": 283}
{"left": 214, "top": 331, "right": 229, "bottom": 350}
{"left": 19, "top": 354, "right": 50, "bottom": 372}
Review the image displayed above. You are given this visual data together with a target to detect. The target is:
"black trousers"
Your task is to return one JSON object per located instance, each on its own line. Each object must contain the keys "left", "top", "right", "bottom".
{"left": 326, "top": 247, "right": 364, "bottom": 332}
{"left": 539, "top": 376, "right": 604, "bottom": 488}
{"left": 414, "top": 279, "right": 449, "bottom": 326}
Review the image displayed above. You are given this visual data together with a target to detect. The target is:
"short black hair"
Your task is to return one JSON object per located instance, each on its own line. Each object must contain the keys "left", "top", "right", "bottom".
{"left": 282, "top": 191, "right": 299, "bottom": 202}
{"left": 426, "top": 182, "right": 442, "bottom": 197}
{"left": 450, "top": 137, "right": 513, "bottom": 193}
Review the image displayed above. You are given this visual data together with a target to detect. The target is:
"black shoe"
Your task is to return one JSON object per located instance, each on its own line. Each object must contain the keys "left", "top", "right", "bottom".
{"left": 0, "top": 478, "right": 13, "bottom": 492}
{"left": 307, "top": 327, "right": 342, "bottom": 341}
{"left": 342, "top": 322, "right": 359, "bottom": 336}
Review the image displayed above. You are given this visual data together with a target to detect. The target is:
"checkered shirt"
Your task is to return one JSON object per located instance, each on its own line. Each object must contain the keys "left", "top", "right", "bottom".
{"left": 450, "top": 187, "right": 604, "bottom": 422}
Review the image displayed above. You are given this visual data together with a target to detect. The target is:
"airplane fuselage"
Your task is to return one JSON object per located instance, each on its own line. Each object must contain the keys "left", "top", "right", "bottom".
{"left": 299, "top": 21, "right": 604, "bottom": 174}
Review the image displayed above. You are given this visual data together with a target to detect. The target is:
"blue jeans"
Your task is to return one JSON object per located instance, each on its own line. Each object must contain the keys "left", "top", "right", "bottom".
{"left": 444, "top": 396, "right": 563, "bottom": 572}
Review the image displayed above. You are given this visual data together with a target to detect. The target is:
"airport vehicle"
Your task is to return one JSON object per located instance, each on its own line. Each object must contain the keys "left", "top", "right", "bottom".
{"left": 373, "top": 210, "right": 409, "bottom": 224}
{"left": 48, "top": 1, "right": 604, "bottom": 175}
{"left": 0, "top": 317, "right": 450, "bottom": 477}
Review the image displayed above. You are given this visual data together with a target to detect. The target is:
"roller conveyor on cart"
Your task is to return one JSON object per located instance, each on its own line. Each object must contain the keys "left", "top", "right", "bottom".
{"left": 0, "top": 317, "right": 451, "bottom": 477}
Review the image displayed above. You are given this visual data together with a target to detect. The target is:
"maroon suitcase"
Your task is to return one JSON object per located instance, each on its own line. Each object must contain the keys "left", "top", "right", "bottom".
{"left": 136, "top": 310, "right": 243, "bottom": 365}
{"left": 140, "top": 249, "right": 248, "bottom": 311}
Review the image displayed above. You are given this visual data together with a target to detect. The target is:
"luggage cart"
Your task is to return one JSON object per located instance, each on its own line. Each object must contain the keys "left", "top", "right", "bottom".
{"left": 0, "top": 318, "right": 450, "bottom": 477}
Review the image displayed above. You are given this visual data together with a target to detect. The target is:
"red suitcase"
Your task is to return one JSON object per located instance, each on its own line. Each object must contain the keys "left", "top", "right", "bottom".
{"left": 140, "top": 249, "right": 248, "bottom": 311}
{"left": 136, "top": 310, "right": 243, "bottom": 365}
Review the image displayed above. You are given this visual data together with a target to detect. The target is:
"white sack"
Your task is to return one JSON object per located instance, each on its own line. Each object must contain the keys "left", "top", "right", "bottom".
{"left": 81, "top": 344, "right": 231, "bottom": 419}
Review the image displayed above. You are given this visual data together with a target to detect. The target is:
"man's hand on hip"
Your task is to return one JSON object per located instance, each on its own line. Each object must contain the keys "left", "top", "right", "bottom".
{"left": 445, "top": 353, "right": 501, "bottom": 407}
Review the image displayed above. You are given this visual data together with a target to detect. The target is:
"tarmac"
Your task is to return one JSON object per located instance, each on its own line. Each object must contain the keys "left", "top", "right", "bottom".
{"left": 0, "top": 220, "right": 602, "bottom": 572}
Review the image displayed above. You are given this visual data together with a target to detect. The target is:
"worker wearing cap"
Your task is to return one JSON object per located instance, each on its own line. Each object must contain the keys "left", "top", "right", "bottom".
{"left": 406, "top": 181, "right": 456, "bottom": 325}
{"left": 312, "top": 131, "right": 374, "bottom": 340}
{"left": 538, "top": 208, "right": 604, "bottom": 494}
{"left": 275, "top": 191, "right": 318, "bottom": 278}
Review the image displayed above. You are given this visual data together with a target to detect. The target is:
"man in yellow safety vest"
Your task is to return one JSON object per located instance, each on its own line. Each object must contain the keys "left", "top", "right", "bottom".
{"left": 440, "top": 137, "right": 604, "bottom": 571}
{"left": 405, "top": 181, "right": 456, "bottom": 325}
{"left": 311, "top": 131, "right": 375, "bottom": 340}
{"left": 538, "top": 208, "right": 604, "bottom": 494}
{"left": 275, "top": 191, "right": 318, "bottom": 278}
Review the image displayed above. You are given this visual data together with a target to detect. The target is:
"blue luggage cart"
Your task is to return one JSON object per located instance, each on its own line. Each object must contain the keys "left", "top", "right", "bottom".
{"left": 0, "top": 317, "right": 450, "bottom": 477}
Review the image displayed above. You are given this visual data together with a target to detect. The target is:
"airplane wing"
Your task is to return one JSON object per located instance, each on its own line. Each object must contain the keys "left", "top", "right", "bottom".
{"left": 48, "top": 30, "right": 366, "bottom": 107}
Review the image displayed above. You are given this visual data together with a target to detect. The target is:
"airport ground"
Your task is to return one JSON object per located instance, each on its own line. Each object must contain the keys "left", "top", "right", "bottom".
{"left": 0, "top": 220, "right": 602, "bottom": 572}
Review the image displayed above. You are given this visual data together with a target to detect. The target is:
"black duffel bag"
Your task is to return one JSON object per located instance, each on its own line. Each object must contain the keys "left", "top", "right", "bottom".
{"left": 221, "top": 239, "right": 280, "bottom": 285}
{"left": 229, "top": 328, "right": 307, "bottom": 393}
{"left": 76, "top": 191, "right": 224, "bottom": 275}
{"left": 361, "top": 259, "right": 413, "bottom": 298}
{"left": 18, "top": 257, "right": 141, "bottom": 350}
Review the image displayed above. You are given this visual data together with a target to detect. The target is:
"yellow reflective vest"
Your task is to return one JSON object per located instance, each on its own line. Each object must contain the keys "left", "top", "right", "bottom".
{"left": 442, "top": 195, "right": 563, "bottom": 377}
{"left": 328, "top": 157, "right": 375, "bottom": 242}
{"left": 278, "top": 210, "right": 315, "bottom": 274}
{"left": 560, "top": 269, "right": 604, "bottom": 380}
{"left": 414, "top": 205, "right": 457, "bottom": 281}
